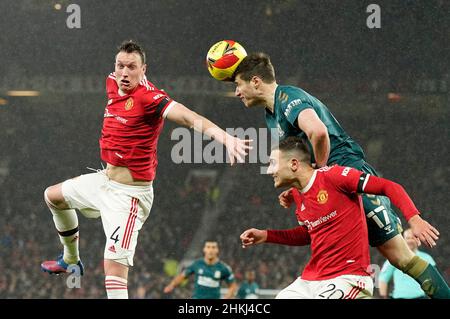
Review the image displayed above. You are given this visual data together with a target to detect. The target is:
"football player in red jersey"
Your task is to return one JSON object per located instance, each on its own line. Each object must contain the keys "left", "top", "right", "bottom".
{"left": 40, "top": 40, "right": 252, "bottom": 299}
{"left": 240, "top": 136, "right": 444, "bottom": 299}
{"left": 234, "top": 53, "right": 449, "bottom": 298}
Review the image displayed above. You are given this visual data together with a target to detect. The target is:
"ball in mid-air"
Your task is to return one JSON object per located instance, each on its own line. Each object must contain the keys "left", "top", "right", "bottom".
{"left": 206, "top": 40, "right": 247, "bottom": 81}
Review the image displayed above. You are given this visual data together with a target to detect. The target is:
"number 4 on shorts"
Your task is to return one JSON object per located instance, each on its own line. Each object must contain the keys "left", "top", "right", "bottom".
{"left": 110, "top": 226, "right": 120, "bottom": 244}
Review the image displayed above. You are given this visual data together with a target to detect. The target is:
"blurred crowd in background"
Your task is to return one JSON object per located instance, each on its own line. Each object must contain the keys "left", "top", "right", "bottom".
{"left": 0, "top": 0, "right": 448, "bottom": 298}
{"left": 0, "top": 92, "right": 448, "bottom": 298}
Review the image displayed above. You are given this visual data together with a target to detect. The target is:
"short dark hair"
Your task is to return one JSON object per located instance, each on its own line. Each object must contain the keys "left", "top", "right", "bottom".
{"left": 117, "top": 40, "right": 146, "bottom": 65}
{"left": 233, "top": 52, "right": 276, "bottom": 83}
{"left": 276, "top": 137, "right": 311, "bottom": 164}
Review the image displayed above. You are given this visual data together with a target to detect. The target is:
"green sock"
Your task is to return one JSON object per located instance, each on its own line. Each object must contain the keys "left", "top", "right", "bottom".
{"left": 403, "top": 256, "right": 450, "bottom": 299}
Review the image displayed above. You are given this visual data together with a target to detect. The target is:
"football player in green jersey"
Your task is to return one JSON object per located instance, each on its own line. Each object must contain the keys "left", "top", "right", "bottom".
{"left": 231, "top": 52, "right": 449, "bottom": 299}
{"left": 237, "top": 270, "right": 260, "bottom": 299}
{"left": 164, "top": 240, "right": 237, "bottom": 299}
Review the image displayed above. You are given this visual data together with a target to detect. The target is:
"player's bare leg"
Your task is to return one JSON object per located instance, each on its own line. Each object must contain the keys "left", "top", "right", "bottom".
{"left": 41, "top": 183, "right": 83, "bottom": 274}
{"left": 104, "top": 259, "right": 129, "bottom": 299}
{"left": 377, "top": 234, "right": 450, "bottom": 298}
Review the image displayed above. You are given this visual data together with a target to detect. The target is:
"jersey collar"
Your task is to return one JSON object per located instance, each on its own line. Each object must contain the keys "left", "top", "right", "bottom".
{"left": 266, "top": 85, "right": 281, "bottom": 114}
{"left": 301, "top": 170, "right": 317, "bottom": 193}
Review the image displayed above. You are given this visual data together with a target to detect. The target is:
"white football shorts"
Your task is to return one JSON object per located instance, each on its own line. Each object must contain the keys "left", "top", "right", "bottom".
{"left": 275, "top": 274, "right": 373, "bottom": 299}
{"left": 61, "top": 170, "right": 153, "bottom": 266}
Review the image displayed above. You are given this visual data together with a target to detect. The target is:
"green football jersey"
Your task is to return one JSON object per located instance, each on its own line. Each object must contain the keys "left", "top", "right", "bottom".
{"left": 266, "top": 85, "right": 366, "bottom": 168}
{"left": 183, "top": 259, "right": 234, "bottom": 299}
{"left": 237, "top": 281, "right": 259, "bottom": 299}
{"left": 266, "top": 86, "right": 403, "bottom": 248}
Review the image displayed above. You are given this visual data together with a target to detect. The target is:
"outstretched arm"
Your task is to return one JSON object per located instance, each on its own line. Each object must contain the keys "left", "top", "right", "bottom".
{"left": 240, "top": 226, "right": 310, "bottom": 248}
{"left": 166, "top": 102, "right": 252, "bottom": 165}
{"left": 163, "top": 273, "right": 187, "bottom": 294}
{"left": 362, "top": 174, "right": 439, "bottom": 247}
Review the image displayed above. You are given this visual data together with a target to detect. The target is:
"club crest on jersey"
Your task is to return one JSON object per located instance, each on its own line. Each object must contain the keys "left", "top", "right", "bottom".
{"left": 317, "top": 190, "right": 328, "bottom": 204}
{"left": 125, "top": 97, "right": 134, "bottom": 111}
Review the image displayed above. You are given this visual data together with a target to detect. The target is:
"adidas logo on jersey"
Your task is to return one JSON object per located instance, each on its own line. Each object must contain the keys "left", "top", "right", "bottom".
{"left": 108, "top": 245, "right": 116, "bottom": 253}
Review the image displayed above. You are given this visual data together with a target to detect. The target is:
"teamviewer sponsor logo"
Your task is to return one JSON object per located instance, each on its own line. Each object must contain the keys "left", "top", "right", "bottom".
{"left": 104, "top": 108, "right": 128, "bottom": 124}
{"left": 304, "top": 210, "right": 337, "bottom": 230}
{"left": 197, "top": 276, "right": 220, "bottom": 288}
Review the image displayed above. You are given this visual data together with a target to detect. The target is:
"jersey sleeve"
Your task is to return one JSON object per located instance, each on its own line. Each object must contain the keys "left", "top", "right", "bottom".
{"left": 182, "top": 261, "right": 196, "bottom": 277}
{"left": 222, "top": 264, "right": 235, "bottom": 284}
{"left": 266, "top": 226, "right": 311, "bottom": 246}
{"left": 378, "top": 260, "right": 395, "bottom": 283}
{"left": 327, "top": 166, "right": 420, "bottom": 221}
{"left": 105, "top": 73, "right": 118, "bottom": 98}
{"left": 361, "top": 174, "right": 420, "bottom": 221}
{"left": 325, "top": 165, "right": 365, "bottom": 194}
{"left": 281, "top": 92, "right": 314, "bottom": 129}
{"left": 143, "top": 91, "right": 176, "bottom": 119}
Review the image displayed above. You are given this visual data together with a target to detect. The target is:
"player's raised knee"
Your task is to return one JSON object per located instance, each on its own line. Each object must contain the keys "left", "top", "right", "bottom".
{"left": 44, "top": 184, "right": 68, "bottom": 210}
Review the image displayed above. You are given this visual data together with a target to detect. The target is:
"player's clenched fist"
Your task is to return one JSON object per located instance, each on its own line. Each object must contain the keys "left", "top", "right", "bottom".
{"left": 240, "top": 228, "right": 267, "bottom": 248}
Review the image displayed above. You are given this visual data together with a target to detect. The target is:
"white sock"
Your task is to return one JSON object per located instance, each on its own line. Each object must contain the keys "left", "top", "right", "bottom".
{"left": 105, "top": 276, "right": 128, "bottom": 299}
{"left": 45, "top": 189, "right": 80, "bottom": 264}
{"left": 58, "top": 228, "right": 80, "bottom": 264}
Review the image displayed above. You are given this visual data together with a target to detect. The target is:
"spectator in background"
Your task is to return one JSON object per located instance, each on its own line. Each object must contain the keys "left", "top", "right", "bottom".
{"left": 379, "top": 229, "right": 438, "bottom": 299}
{"left": 163, "top": 240, "right": 237, "bottom": 299}
{"left": 237, "top": 270, "right": 259, "bottom": 299}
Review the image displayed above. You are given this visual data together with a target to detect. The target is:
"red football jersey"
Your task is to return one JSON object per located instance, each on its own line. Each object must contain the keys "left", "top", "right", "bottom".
{"left": 292, "top": 165, "right": 371, "bottom": 280}
{"left": 100, "top": 73, "right": 176, "bottom": 181}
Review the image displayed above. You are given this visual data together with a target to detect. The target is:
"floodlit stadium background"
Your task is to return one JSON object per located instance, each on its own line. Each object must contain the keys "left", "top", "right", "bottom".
{"left": 0, "top": 0, "right": 448, "bottom": 298}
